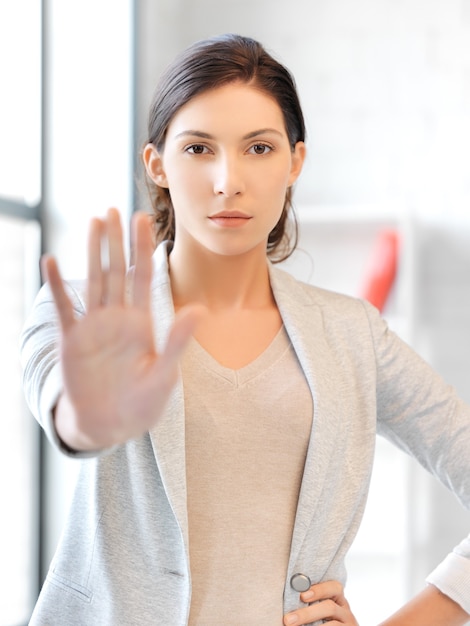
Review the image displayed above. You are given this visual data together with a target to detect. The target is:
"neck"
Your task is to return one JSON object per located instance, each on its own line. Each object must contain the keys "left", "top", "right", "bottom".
{"left": 168, "top": 239, "right": 273, "bottom": 311}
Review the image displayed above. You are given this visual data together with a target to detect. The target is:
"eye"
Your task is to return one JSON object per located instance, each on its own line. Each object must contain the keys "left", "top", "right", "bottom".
{"left": 185, "top": 144, "right": 210, "bottom": 155}
{"left": 248, "top": 143, "right": 273, "bottom": 155}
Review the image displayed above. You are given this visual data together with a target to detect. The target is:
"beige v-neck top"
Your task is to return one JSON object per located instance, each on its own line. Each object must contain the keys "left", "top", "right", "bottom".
{"left": 183, "top": 326, "right": 313, "bottom": 624}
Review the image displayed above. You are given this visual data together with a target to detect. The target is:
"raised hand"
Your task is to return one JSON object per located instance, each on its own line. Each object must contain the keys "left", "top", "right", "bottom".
{"left": 42, "top": 208, "right": 203, "bottom": 452}
{"left": 284, "top": 580, "right": 359, "bottom": 626}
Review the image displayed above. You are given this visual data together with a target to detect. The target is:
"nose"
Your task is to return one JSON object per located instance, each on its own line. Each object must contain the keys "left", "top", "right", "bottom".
{"left": 213, "top": 155, "right": 245, "bottom": 197}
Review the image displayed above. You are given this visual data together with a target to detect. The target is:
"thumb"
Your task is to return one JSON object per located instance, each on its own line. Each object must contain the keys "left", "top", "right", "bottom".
{"left": 162, "top": 304, "right": 207, "bottom": 367}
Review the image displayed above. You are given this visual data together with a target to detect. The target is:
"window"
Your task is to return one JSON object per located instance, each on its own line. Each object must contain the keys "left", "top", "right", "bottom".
{"left": 0, "top": 217, "right": 41, "bottom": 625}
{"left": 0, "top": 1, "right": 41, "bottom": 207}
{"left": 0, "top": 1, "right": 42, "bottom": 623}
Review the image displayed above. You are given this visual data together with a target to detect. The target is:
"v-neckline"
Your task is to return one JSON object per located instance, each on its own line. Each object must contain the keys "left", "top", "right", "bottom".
{"left": 186, "top": 325, "right": 290, "bottom": 386}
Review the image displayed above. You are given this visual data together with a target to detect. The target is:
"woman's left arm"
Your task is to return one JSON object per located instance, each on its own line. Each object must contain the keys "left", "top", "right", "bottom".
{"left": 366, "top": 300, "right": 470, "bottom": 619}
{"left": 282, "top": 581, "right": 470, "bottom": 626}
{"left": 378, "top": 583, "right": 470, "bottom": 626}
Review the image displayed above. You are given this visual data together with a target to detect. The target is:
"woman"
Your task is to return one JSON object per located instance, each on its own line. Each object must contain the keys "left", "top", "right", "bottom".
{"left": 21, "top": 34, "right": 470, "bottom": 625}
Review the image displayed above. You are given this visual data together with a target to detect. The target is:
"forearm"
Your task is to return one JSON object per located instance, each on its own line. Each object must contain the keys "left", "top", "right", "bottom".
{"left": 378, "top": 584, "right": 470, "bottom": 626}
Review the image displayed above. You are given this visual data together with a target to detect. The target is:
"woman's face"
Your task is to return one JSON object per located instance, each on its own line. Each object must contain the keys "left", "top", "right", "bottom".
{"left": 144, "top": 82, "right": 305, "bottom": 258}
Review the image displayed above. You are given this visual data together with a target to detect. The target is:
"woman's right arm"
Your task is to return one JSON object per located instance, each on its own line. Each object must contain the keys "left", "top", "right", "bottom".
{"left": 21, "top": 209, "right": 202, "bottom": 454}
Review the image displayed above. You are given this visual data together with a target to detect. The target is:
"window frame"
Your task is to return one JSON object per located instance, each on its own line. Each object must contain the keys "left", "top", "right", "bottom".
{"left": 0, "top": 1, "right": 45, "bottom": 618}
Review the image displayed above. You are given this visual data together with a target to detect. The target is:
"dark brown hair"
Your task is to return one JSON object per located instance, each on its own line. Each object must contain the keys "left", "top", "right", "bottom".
{"left": 144, "top": 33, "right": 306, "bottom": 262}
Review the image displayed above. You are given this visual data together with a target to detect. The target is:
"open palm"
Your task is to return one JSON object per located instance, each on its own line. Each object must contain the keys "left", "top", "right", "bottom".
{"left": 43, "top": 209, "right": 201, "bottom": 451}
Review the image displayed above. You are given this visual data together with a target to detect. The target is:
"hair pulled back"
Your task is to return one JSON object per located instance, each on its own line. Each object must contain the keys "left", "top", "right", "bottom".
{"left": 144, "top": 33, "right": 306, "bottom": 262}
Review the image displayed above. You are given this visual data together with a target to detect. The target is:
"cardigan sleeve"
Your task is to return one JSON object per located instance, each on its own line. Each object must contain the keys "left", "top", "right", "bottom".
{"left": 20, "top": 280, "right": 103, "bottom": 459}
{"left": 363, "top": 299, "right": 470, "bottom": 614}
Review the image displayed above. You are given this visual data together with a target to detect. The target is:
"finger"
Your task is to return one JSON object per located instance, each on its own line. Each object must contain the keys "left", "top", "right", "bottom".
{"left": 300, "top": 579, "right": 344, "bottom": 604}
{"left": 161, "top": 304, "right": 207, "bottom": 367}
{"left": 284, "top": 599, "right": 345, "bottom": 626}
{"left": 105, "top": 208, "right": 127, "bottom": 306}
{"left": 131, "top": 212, "right": 154, "bottom": 311}
{"left": 41, "top": 255, "right": 75, "bottom": 331}
{"left": 87, "top": 217, "right": 105, "bottom": 311}
{"left": 150, "top": 305, "right": 206, "bottom": 395}
{"left": 285, "top": 581, "right": 352, "bottom": 626}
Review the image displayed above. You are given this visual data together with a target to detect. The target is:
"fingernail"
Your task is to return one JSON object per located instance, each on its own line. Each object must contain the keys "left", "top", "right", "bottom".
{"left": 303, "top": 590, "right": 314, "bottom": 601}
{"left": 285, "top": 615, "right": 299, "bottom": 625}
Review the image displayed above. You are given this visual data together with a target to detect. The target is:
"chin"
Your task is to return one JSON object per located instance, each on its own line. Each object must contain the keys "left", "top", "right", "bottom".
{"left": 208, "top": 241, "right": 267, "bottom": 259}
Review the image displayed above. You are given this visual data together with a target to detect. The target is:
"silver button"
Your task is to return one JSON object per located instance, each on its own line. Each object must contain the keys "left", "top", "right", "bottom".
{"left": 290, "top": 573, "right": 311, "bottom": 592}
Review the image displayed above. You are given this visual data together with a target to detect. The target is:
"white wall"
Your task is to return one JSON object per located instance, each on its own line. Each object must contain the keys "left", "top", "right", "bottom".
{"left": 44, "top": 0, "right": 134, "bottom": 277}
{"left": 137, "top": 0, "right": 470, "bottom": 218}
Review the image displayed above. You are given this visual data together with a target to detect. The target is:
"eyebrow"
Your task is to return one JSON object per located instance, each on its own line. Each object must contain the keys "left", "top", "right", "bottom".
{"left": 174, "top": 128, "right": 284, "bottom": 140}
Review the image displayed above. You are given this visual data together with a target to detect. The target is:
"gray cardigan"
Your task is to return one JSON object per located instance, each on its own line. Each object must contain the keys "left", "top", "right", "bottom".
{"left": 21, "top": 242, "right": 470, "bottom": 625}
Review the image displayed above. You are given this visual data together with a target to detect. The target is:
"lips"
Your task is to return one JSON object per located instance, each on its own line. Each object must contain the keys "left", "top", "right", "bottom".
{"left": 209, "top": 210, "right": 251, "bottom": 219}
{"left": 208, "top": 210, "right": 252, "bottom": 228}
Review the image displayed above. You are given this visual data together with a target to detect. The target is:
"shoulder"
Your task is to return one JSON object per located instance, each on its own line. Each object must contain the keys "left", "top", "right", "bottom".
{"left": 269, "top": 263, "right": 375, "bottom": 318}
{"left": 269, "top": 264, "right": 392, "bottom": 360}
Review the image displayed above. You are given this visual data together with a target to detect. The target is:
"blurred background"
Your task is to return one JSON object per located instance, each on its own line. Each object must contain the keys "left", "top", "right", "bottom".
{"left": 1, "top": 0, "right": 470, "bottom": 624}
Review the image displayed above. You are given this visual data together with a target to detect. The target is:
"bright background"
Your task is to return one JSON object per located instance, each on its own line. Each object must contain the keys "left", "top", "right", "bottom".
{"left": 1, "top": 1, "right": 470, "bottom": 624}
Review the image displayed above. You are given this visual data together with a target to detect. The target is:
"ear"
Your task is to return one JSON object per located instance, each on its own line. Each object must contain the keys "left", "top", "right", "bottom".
{"left": 142, "top": 143, "right": 169, "bottom": 188}
{"left": 288, "top": 141, "right": 306, "bottom": 186}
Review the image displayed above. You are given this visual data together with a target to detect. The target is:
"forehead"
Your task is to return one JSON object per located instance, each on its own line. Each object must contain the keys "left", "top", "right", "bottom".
{"left": 166, "top": 82, "right": 286, "bottom": 137}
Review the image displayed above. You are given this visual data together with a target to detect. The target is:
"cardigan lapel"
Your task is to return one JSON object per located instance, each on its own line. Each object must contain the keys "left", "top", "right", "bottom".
{"left": 147, "top": 243, "right": 190, "bottom": 550}
{"left": 269, "top": 264, "right": 346, "bottom": 570}
{"left": 145, "top": 245, "right": 347, "bottom": 568}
